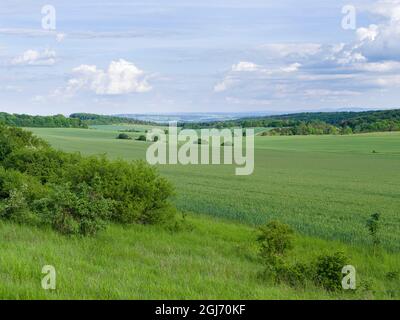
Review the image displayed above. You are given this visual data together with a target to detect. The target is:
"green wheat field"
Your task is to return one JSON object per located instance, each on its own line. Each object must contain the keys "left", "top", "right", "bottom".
{"left": 1, "top": 126, "right": 398, "bottom": 299}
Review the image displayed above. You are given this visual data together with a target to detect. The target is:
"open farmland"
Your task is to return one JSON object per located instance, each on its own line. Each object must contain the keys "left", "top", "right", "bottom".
{"left": 28, "top": 127, "right": 400, "bottom": 251}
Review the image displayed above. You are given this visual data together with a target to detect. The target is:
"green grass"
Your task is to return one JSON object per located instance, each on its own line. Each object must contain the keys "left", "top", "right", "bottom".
{"left": 28, "top": 127, "right": 400, "bottom": 251}
{"left": 2, "top": 127, "right": 400, "bottom": 299}
{"left": 1, "top": 214, "right": 398, "bottom": 299}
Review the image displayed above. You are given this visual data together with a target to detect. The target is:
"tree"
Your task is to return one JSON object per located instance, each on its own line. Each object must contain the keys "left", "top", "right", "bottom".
{"left": 117, "top": 133, "right": 132, "bottom": 140}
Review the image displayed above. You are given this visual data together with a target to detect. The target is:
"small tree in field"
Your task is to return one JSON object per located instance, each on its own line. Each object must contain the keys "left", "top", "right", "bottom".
{"left": 257, "top": 221, "right": 294, "bottom": 262}
{"left": 366, "top": 213, "right": 381, "bottom": 253}
{"left": 116, "top": 133, "right": 131, "bottom": 140}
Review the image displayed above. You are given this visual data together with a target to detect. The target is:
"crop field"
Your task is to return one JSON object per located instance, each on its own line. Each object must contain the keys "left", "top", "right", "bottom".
{"left": 28, "top": 127, "right": 400, "bottom": 251}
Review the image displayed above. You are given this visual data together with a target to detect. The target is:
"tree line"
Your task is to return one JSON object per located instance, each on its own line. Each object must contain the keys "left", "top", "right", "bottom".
{"left": 180, "top": 109, "right": 400, "bottom": 135}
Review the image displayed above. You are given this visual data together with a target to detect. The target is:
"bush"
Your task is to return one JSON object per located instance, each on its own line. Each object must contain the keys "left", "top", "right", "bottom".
{"left": 0, "top": 168, "right": 46, "bottom": 225}
{"left": 4, "top": 148, "right": 79, "bottom": 184}
{"left": 366, "top": 213, "right": 381, "bottom": 250}
{"left": 34, "top": 183, "right": 112, "bottom": 236}
{"left": 136, "top": 135, "right": 147, "bottom": 141}
{"left": 313, "top": 251, "right": 348, "bottom": 291}
{"left": 59, "top": 157, "right": 175, "bottom": 225}
{"left": 116, "top": 133, "right": 132, "bottom": 140}
{"left": 265, "top": 261, "right": 311, "bottom": 287}
{"left": 0, "top": 124, "right": 177, "bottom": 235}
{"left": 257, "top": 221, "right": 294, "bottom": 260}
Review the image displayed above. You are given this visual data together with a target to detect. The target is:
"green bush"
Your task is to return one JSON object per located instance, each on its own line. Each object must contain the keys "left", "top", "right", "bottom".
{"left": 136, "top": 135, "right": 147, "bottom": 141}
{"left": 366, "top": 213, "right": 381, "bottom": 249}
{"left": 4, "top": 148, "right": 79, "bottom": 184}
{"left": 34, "top": 183, "right": 111, "bottom": 236}
{"left": 313, "top": 251, "right": 348, "bottom": 291}
{"left": 62, "top": 157, "right": 175, "bottom": 225}
{"left": 257, "top": 221, "right": 294, "bottom": 260}
{"left": 0, "top": 124, "right": 177, "bottom": 235}
{"left": 0, "top": 168, "right": 46, "bottom": 225}
{"left": 116, "top": 133, "right": 132, "bottom": 140}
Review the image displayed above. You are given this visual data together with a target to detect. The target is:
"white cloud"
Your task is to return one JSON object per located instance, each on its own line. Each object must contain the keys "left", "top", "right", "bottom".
{"left": 214, "top": 61, "right": 301, "bottom": 92}
{"left": 66, "top": 59, "right": 152, "bottom": 95}
{"left": 11, "top": 49, "right": 56, "bottom": 66}
{"left": 232, "top": 61, "right": 260, "bottom": 72}
{"left": 259, "top": 43, "right": 321, "bottom": 58}
{"left": 354, "top": 61, "right": 400, "bottom": 72}
{"left": 214, "top": 77, "right": 237, "bottom": 92}
{"left": 281, "top": 63, "right": 302, "bottom": 73}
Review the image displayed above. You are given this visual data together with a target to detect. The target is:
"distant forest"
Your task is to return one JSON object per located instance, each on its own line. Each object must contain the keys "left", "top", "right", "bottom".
{"left": 1, "top": 109, "right": 400, "bottom": 135}
{"left": 0, "top": 112, "right": 154, "bottom": 128}
{"left": 69, "top": 113, "right": 154, "bottom": 126}
{"left": 0, "top": 113, "right": 87, "bottom": 128}
{"left": 180, "top": 109, "right": 400, "bottom": 135}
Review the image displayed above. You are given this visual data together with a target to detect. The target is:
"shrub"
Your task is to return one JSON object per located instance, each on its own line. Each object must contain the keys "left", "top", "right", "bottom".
{"left": 0, "top": 168, "right": 46, "bottom": 225}
{"left": 0, "top": 125, "right": 177, "bottom": 235}
{"left": 386, "top": 271, "right": 399, "bottom": 281}
{"left": 34, "top": 183, "right": 112, "bottom": 236}
{"left": 313, "top": 251, "right": 348, "bottom": 291}
{"left": 4, "top": 148, "right": 79, "bottom": 184}
{"left": 257, "top": 221, "right": 294, "bottom": 260}
{"left": 116, "top": 133, "right": 132, "bottom": 140}
{"left": 61, "top": 157, "right": 175, "bottom": 225}
{"left": 366, "top": 213, "right": 381, "bottom": 250}
{"left": 269, "top": 262, "right": 311, "bottom": 287}
{"left": 136, "top": 135, "right": 147, "bottom": 141}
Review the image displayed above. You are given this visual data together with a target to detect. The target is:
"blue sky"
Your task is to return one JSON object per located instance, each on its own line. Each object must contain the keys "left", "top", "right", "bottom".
{"left": 0, "top": 0, "right": 399, "bottom": 115}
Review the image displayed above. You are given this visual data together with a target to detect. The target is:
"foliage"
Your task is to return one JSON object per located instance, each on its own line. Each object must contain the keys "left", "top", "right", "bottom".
{"left": 136, "top": 135, "right": 147, "bottom": 141}
{"left": 0, "top": 125, "right": 176, "bottom": 235}
{"left": 257, "top": 221, "right": 294, "bottom": 260}
{"left": 313, "top": 252, "right": 348, "bottom": 291}
{"left": 116, "top": 133, "right": 132, "bottom": 140}
{"left": 70, "top": 113, "right": 154, "bottom": 126}
{"left": 0, "top": 112, "right": 87, "bottom": 128}
{"left": 34, "top": 183, "right": 111, "bottom": 236}
{"left": 366, "top": 213, "right": 381, "bottom": 250}
{"left": 257, "top": 221, "right": 351, "bottom": 292}
{"left": 180, "top": 109, "right": 400, "bottom": 135}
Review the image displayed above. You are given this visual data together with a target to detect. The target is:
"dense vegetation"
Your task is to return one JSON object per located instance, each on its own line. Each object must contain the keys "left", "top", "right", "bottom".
{"left": 0, "top": 113, "right": 87, "bottom": 128}
{"left": 0, "top": 125, "right": 175, "bottom": 235}
{"left": 70, "top": 113, "right": 155, "bottom": 126}
{"left": 180, "top": 109, "right": 400, "bottom": 135}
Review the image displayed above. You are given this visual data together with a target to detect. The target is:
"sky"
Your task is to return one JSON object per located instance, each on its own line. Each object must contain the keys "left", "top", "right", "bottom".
{"left": 0, "top": 0, "right": 400, "bottom": 115}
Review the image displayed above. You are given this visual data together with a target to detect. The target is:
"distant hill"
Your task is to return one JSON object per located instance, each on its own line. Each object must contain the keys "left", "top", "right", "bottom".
{"left": 70, "top": 113, "right": 156, "bottom": 125}
{"left": 0, "top": 112, "right": 87, "bottom": 128}
{"left": 179, "top": 109, "right": 400, "bottom": 135}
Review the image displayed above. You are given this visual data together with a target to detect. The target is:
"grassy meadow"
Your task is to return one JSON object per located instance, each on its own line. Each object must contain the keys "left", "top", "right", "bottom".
{"left": 1, "top": 214, "right": 399, "bottom": 299}
{"left": 2, "top": 125, "right": 397, "bottom": 300}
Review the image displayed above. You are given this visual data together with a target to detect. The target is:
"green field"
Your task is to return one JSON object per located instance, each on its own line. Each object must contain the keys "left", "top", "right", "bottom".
{"left": 29, "top": 127, "right": 400, "bottom": 251}
{"left": 1, "top": 214, "right": 399, "bottom": 299}
{"left": 4, "top": 125, "right": 395, "bottom": 300}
